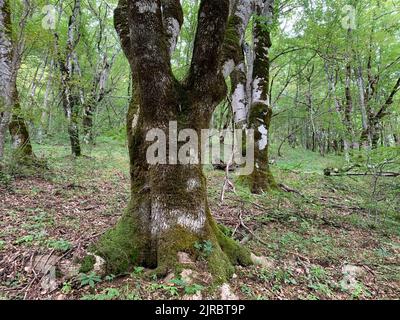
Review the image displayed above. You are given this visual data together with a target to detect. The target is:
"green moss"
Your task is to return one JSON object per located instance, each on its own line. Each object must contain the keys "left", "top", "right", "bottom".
{"left": 157, "top": 225, "right": 200, "bottom": 273}
{"left": 79, "top": 255, "right": 96, "bottom": 273}
{"left": 248, "top": 101, "right": 279, "bottom": 193}
{"left": 218, "top": 223, "right": 233, "bottom": 237}
{"left": 92, "top": 167, "right": 253, "bottom": 282}
{"left": 205, "top": 208, "right": 252, "bottom": 283}
{"left": 92, "top": 209, "right": 140, "bottom": 274}
{"left": 221, "top": 15, "right": 242, "bottom": 65}
{"left": 214, "top": 223, "right": 252, "bottom": 266}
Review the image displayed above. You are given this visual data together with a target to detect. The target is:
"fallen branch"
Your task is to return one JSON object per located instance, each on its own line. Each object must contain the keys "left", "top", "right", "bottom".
{"left": 325, "top": 171, "right": 399, "bottom": 177}
{"left": 238, "top": 210, "right": 269, "bottom": 247}
{"left": 278, "top": 183, "right": 304, "bottom": 197}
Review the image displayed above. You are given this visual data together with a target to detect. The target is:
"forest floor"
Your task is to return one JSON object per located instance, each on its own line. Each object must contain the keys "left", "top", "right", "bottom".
{"left": 0, "top": 139, "right": 399, "bottom": 300}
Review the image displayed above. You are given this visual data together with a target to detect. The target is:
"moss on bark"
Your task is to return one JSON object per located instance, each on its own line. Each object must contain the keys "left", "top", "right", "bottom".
{"left": 91, "top": 206, "right": 141, "bottom": 274}
{"left": 92, "top": 195, "right": 252, "bottom": 283}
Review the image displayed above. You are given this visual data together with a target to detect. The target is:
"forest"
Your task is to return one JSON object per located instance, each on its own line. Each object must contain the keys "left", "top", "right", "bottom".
{"left": 0, "top": 0, "right": 399, "bottom": 301}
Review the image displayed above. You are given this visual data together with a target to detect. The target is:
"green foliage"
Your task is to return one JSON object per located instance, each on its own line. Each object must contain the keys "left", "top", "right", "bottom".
{"left": 194, "top": 240, "right": 214, "bottom": 257}
{"left": 61, "top": 282, "right": 72, "bottom": 295}
{"left": 104, "top": 274, "right": 116, "bottom": 282}
{"left": 150, "top": 283, "right": 179, "bottom": 297}
{"left": 240, "top": 284, "right": 254, "bottom": 297}
{"left": 166, "top": 278, "right": 204, "bottom": 296}
{"left": 47, "top": 239, "right": 72, "bottom": 252}
{"left": 79, "top": 272, "right": 102, "bottom": 289}
{"left": 79, "top": 255, "right": 96, "bottom": 274}
{"left": 132, "top": 267, "right": 145, "bottom": 275}
{"left": 81, "top": 288, "right": 120, "bottom": 300}
{"left": 15, "top": 234, "right": 35, "bottom": 245}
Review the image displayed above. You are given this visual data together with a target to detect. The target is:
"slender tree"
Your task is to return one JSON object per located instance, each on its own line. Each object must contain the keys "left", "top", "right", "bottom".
{"left": 55, "top": 0, "right": 82, "bottom": 157}
{"left": 228, "top": 0, "right": 278, "bottom": 193}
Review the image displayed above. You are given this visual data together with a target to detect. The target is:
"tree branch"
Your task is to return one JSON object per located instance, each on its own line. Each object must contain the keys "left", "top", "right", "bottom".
{"left": 161, "top": 0, "right": 183, "bottom": 55}
{"left": 188, "top": 0, "right": 230, "bottom": 85}
{"left": 126, "top": 0, "right": 175, "bottom": 113}
{"left": 375, "top": 76, "right": 400, "bottom": 120}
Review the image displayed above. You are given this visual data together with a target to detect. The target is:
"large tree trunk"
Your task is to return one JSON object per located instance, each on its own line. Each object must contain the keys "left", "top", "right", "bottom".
{"left": 93, "top": 0, "right": 251, "bottom": 281}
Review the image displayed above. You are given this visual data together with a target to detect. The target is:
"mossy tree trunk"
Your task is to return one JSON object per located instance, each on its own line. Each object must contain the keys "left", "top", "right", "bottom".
{"left": 0, "top": 0, "right": 13, "bottom": 161}
{"left": 247, "top": 1, "right": 278, "bottom": 193}
{"left": 0, "top": 0, "right": 34, "bottom": 162}
{"left": 8, "top": 87, "right": 34, "bottom": 160}
{"left": 95, "top": 0, "right": 252, "bottom": 282}
{"left": 55, "top": 0, "right": 82, "bottom": 157}
{"left": 228, "top": 0, "right": 278, "bottom": 193}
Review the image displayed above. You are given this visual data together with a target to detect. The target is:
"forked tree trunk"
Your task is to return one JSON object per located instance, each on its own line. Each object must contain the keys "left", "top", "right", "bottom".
{"left": 93, "top": 0, "right": 251, "bottom": 281}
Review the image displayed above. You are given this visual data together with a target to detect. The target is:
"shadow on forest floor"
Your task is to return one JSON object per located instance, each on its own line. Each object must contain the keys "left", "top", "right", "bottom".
{"left": 0, "top": 141, "right": 399, "bottom": 300}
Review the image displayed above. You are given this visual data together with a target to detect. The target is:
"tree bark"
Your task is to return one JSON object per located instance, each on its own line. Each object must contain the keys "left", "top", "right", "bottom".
{"left": 94, "top": 0, "right": 251, "bottom": 281}
{"left": 369, "top": 76, "right": 400, "bottom": 148}
{"left": 0, "top": 0, "right": 13, "bottom": 160}
{"left": 227, "top": 0, "right": 278, "bottom": 193}
{"left": 55, "top": 0, "right": 82, "bottom": 157}
{"left": 0, "top": 0, "right": 34, "bottom": 162}
{"left": 8, "top": 86, "right": 34, "bottom": 159}
{"left": 247, "top": 0, "right": 278, "bottom": 193}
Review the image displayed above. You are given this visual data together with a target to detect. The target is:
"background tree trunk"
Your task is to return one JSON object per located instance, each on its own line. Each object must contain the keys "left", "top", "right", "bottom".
{"left": 55, "top": 0, "right": 82, "bottom": 157}
{"left": 8, "top": 86, "right": 34, "bottom": 159}
{"left": 248, "top": 0, "right": 278, "bottom": 193}
{"left": 0, "top": 0, "right": 34, "bottom": 162}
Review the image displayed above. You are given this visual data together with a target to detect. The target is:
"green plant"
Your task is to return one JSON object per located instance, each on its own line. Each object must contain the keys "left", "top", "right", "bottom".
{"left": 15, "top": 235, "right": 35, "bottom": 245}
{"left": 0, "top": 240, "right": 5, "bottom": 250}
{"left": 340, "top": 281, "right": 371, "bottom": 300}
{"left": 150, "top": 283, "right": 179, "bottom": 296}
{"left": 194, "top": 240, "right": 214, "bottom": 257}
{"left": 61, "top": 281, "right": 72, "bottom": 294}
{"left": 309, "top": 266, "right": 327, "bottom": 281}
{"left": 105, "top": 274, "right": 116, "bottom": 282}
{"left": 184, "top": 284, "right": 204, "bottom": 295}
{"left": 133, "top": 266, "right": 145, "bottom": 275}
{"left": 240, "top": 284, "right": 253, "bottom": 296}
{"left": 256, "top": 268, "right": 270, "bottom": 282}
{"left": 47, "top": 239, "right": 72, "bottom": 252}
{"left": 126, "top": 292, "right": 141, "bottom": 300}
{"left": 79, "top": 272, "right": 102, "bottom": 288}
{"left": 308, "top": 283, "right": 333, "bottom": 297}
{"left": 272, "top": 269, "right": 297, "bottom": 285}
{"left": 81, "top": 288, "right": 120, "bottom": 300}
